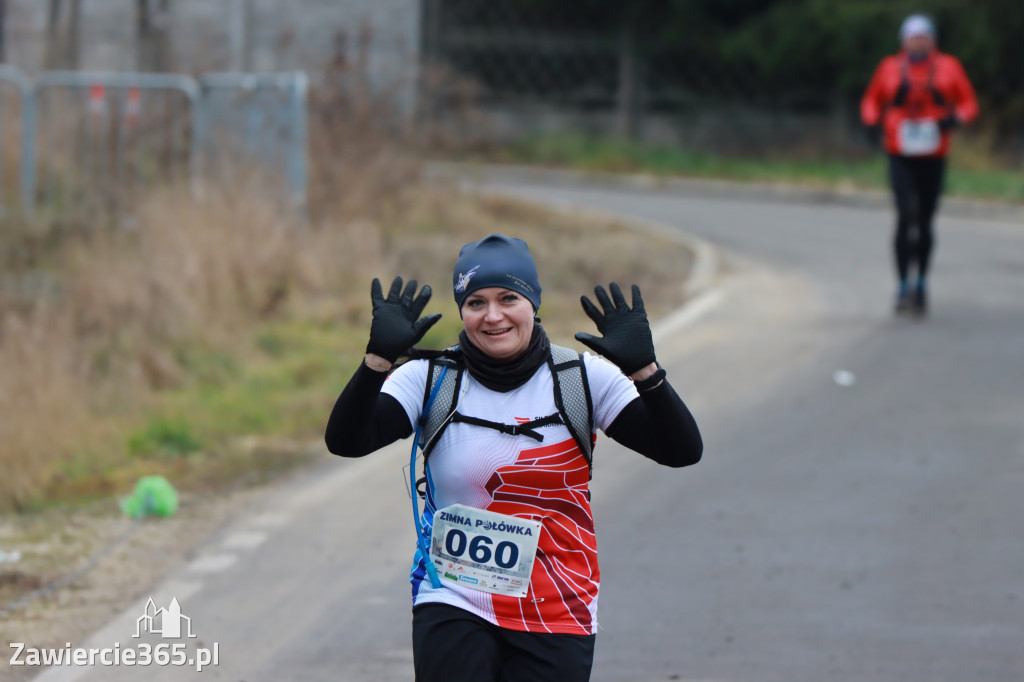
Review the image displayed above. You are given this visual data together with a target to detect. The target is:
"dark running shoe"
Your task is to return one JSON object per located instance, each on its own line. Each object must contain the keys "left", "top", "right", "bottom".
{"left": 895, "top": 290, "right": 914, "bottom": 315}
{"left": 911, "top": 286, "right": 928, "bottom": 316}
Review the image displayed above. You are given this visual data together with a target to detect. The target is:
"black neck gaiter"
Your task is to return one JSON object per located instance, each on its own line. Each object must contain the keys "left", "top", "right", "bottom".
{"left": 458, "top": 323, "right": 550, "bottom": 392}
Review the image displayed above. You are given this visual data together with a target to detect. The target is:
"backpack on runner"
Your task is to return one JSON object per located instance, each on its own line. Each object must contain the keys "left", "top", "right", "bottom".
{"left": 418, "top": 344, "right": 595, "bottom": 472}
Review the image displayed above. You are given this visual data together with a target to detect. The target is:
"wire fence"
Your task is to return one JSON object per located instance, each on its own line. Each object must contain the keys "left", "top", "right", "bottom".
{"left": 2, "top": 0, "right": 1021, "bottom": 210}
{"left": 418, "top": 0, "right": 1023, "bottom": 160}
{"left": 417, "top": 0, "right": 862, "bottom": 155}
{"left": 4, "top": 0, "right": 867, "bottom": 158}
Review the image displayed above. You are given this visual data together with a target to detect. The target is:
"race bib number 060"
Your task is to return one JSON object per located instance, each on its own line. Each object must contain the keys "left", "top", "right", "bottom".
{"left": 429, "top": 504, "right": 542, "bottom": 598}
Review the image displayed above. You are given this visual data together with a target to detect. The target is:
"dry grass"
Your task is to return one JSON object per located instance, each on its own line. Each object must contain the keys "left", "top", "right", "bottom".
{"left": 0, "top": 75, "right": 695, "bottom": 514}
{"left": 373, "top": 190, "right": 693, "bottom": 349}
{"left": 0, "top": 184, "right": 307, "bottom": 509}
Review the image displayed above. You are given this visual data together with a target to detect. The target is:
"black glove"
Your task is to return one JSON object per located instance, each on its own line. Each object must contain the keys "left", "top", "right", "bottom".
{"left": 574, "top": 283, "right": 656, "bottom": 375}
{"left": 864, "top": 124, "right": 882, "bottom": 149}
{"left": 938, "top": 114, "right": 961, "bottom": 132}
{"left": 366, "top": 277, "right": 441, "bottom": 363}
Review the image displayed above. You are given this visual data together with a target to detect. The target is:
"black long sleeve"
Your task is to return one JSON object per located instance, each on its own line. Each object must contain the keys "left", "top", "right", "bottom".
{"left": 324, "top": 362, "right": 413, "bottom": 457}
{"left": 604, "top": 378, "right": 702, "bottom": 468}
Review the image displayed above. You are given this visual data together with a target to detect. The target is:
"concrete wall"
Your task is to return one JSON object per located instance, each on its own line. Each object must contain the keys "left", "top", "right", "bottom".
{"left": 3, "top": 0, "right": 421, "bottom": 111}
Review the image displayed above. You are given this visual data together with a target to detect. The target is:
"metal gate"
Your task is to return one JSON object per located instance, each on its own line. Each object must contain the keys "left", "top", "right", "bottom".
{"left": 33, "top": 71, "right": 200, "bottom": 224}
{"left": 0, "top": 66, "right": 307, "bottom": 223}
{"left": 198, "top": 72, "right": 308, "bottom": 208}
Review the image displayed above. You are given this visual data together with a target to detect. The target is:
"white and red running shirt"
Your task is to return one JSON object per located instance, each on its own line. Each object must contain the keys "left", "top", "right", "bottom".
{"left": 381, "top": 353, "right": 638, "bottom": 635}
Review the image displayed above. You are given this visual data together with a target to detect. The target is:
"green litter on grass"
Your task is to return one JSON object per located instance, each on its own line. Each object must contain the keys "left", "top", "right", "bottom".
{"left": 120, "top": 475, "right": 179, "bottom": 519}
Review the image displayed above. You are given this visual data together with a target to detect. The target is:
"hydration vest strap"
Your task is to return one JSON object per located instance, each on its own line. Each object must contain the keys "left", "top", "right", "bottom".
{"left": 409, "top": 363, "right": 450, "bottom": 589}
{"left": 449, "top": 411, "right": 562, "bottom": 442}
{"left": 419, "top": 344, "right": 594, "bottom": 473}
{"left": 548, "top": 345, "right": 594, "bottom": 468}
{"left": 419, "top": 352, "right": 462, "bottom": 456}
{"left": 895, "top": 56, "right": 947, "bottom": 109}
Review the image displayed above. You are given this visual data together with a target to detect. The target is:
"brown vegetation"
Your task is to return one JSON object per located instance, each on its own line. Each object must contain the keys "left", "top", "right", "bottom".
{"left": 0, "top": 73, "right": 694, "bottom": 514}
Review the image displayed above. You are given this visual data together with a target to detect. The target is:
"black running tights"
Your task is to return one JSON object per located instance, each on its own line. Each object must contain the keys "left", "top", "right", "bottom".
{"left": 888, "top": 154, "right": 947, "bottom": 281}
{"left": 412, "top": 603, "right": 596, "bottom": 682}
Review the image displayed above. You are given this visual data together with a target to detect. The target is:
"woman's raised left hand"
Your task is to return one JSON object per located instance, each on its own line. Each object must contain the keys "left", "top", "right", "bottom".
{"left": 575, "top": 282, "right": 656, "bottom": 375}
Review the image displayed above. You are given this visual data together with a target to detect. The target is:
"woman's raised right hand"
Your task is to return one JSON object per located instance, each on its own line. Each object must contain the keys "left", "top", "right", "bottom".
{"left": 365, "top": 277, "right": 442, "bottom": 364}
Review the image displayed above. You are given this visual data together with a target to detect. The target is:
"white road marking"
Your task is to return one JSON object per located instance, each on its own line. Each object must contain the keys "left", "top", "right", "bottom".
{"left": 186, "top": 553, "right": 237, "bottom": 573}
{"left": 653, "top": 288, "right": 726, "bottom": 342}
{"left": 249, "top": 512, "right": 291, "bottom": 528}
{"left": 222, "top": 531, "right": 268, "bottom": 550}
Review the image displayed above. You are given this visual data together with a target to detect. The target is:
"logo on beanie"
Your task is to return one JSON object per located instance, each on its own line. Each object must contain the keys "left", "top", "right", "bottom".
{"left": 454, "top": 265, "right": 480, "bottom": 294}
{"left": 506, "top": 275, "right": 535, "bottom": 293}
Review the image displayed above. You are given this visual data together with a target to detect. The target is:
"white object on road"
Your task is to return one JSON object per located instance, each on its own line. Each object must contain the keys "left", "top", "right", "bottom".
{"left": 0, "top": 549, "right": 21, "bottom": 563}
{"left": 833, "top": 370, "right": 856, "bottom": 387}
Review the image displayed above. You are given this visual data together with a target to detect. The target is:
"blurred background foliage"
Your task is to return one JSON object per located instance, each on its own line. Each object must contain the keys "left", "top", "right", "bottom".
{"left": 435, "top": 0, "right": 1023, "bottom": 155}
{"left": 527, "top": 0, "right": 1022, "bottom": 122}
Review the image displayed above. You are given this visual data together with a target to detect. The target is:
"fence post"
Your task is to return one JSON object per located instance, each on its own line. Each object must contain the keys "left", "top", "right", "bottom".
{"left": 416, "top": 0, "right": 443, "bottom": 134}
{"left": 0, "top": 64, "right": 36, "bottom": 219}
{"left": 228, "top": 0, "right": 253, "bottom": 71}
{"left": 0, "top": 0, "right": 7, "bottom": 63}
{"left": 286, "top": 71, "right": 308, "bottom": 212}
{"left": 615, "top": 23, "right": 641, "bottom": 142}
{"left": 190, "top": 77, "right": 205, "bottom": 201}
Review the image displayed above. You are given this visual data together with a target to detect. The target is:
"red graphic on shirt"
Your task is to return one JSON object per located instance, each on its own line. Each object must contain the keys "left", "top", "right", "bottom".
{"left": 484, "top": 437, "right": 598, "bottom": 635}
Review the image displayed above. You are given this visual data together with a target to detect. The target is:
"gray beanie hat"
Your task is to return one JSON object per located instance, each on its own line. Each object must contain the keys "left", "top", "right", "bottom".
{"left": 900, "top": 14, "right": 936, "bottom": 42}
{"left": 452, "top": 234, "right": 542, "bottom": 311}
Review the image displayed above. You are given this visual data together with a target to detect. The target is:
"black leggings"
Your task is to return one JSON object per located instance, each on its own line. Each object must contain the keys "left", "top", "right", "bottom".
{"left": 412, "top": 603, "right": 596, "bottom": 682}
{"left": 888, "top": 154, "right": 947, "bottom": 281}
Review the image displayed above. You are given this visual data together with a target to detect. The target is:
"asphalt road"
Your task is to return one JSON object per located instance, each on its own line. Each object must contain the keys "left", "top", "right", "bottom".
{"left": 37, "top": 173, "right": 1024, "bottom": 682}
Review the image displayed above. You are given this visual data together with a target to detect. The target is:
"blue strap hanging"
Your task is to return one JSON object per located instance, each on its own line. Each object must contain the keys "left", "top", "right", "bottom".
{"left": 410, "top": 364, "right": 449, "bottom": 589}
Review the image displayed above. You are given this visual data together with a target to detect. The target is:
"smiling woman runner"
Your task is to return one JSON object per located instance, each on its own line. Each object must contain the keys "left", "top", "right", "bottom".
{"left": 325, "top": 233, "right": 703, "bottom": 682}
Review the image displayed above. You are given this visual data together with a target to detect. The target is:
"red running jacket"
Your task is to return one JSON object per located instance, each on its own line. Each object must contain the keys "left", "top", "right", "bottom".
{"left": 861, "top": 49, "right": 978, "bottom": 158}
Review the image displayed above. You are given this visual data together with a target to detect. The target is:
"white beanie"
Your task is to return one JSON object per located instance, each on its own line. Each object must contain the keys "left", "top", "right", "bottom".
{"left": 900, "top": 14, "right": 936, "bottom": 42}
